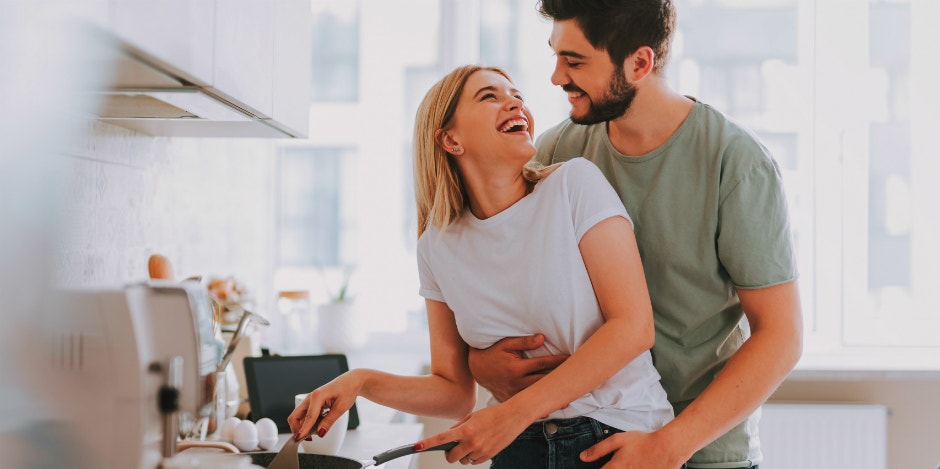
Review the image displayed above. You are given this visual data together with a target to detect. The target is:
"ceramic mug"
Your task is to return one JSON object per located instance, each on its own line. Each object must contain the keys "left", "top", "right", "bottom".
{"left": 294, "top": 393, "right": 348, "bottom": 455}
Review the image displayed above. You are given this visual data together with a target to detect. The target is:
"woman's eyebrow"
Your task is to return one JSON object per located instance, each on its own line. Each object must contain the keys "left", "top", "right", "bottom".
{"left": 472, "top": 85, "right": 521, "bottom": 99}
{"left": 473, "top": 86, "right": 498, "bottom": 99}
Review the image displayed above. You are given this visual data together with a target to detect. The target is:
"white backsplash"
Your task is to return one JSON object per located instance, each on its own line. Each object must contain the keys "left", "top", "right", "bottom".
{"left": 55, "top": 120, "right": 279, "bottom": 318}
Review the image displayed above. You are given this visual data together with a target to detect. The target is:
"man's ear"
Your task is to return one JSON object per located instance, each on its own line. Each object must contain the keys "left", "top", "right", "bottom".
{"left": 624, "top": 46, "right": 656, "bottom": 81}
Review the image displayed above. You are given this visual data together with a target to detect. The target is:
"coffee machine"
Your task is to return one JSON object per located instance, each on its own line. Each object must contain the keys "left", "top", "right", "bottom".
{"left": 54, "top": 281, "right": 221, "bottom": 468}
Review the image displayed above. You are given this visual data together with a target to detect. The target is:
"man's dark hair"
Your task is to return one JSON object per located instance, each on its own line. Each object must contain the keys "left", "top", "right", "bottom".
{"left": 538, "top": 0, "right": 676, "bottom": 73}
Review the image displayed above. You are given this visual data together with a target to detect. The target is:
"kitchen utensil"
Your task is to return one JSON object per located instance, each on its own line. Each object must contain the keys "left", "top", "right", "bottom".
{"left": 267, "top": 407, "right": 330, "bottom": 469}
{"left": 243, "top": 441, "right": 458, "bottom": 469}
{"left": 219, "top": 309, "right": 270, "bottom": 372}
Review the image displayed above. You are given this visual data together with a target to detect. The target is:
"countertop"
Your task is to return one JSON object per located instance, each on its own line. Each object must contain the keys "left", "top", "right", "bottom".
{"left": 179, "top": 423, "right": 423, "bottom": 468}
{"left": 325, "top": 422, "right": 424, "bottom": 468}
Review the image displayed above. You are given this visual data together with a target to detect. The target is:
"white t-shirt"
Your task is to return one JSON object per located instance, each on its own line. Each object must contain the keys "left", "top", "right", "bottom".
{"left": 417, "top": 157, "right": 674, "bottom": 432}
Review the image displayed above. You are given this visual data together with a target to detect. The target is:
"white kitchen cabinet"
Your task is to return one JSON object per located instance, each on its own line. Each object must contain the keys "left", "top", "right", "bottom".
{"left": 271, "top": 0, "right": 312, "bottom": 137}
{"left": 213, "top": 0, "right": 274, "bottom": 118}
{"left": 97, "top": 0, "right": 309, "bottom": 138}
{"left": 110, "top": 0, "right": 215, "bottom": 86}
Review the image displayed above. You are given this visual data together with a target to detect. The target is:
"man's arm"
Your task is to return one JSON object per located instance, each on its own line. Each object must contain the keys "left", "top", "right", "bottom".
{"left": 467, "top": 334, "right": 568, "bottom": 403}
{"left": 581, "top": 280, "right": 803, "bottom": 468}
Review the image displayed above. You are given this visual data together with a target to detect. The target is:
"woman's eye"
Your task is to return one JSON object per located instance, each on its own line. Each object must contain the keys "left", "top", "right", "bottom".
{"left": 481, "top": 93, "right": 496, "bottom": 101}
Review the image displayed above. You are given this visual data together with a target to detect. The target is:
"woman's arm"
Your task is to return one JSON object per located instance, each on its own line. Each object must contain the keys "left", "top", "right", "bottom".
{"left": 413, "top": 215, "right": 656, "bottom": 463}
{"left": 501, "top": 215, "right": 655, "bottom": 419}
{"left": 288, "top": 299, "right": 476, "bottom": 439}
{"left": 357, "top": 299, "right": 477, "bottom": 417}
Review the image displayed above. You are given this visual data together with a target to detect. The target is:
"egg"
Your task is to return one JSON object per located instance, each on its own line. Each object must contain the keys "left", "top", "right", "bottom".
{"left": 219, "top": 417, "right": 242, "bottom": 442}
{"left": 232, "top": 419, "right": 258, "bottom": 452}
{"left": 255, "top": 418, "right": 279, "bottom": 450}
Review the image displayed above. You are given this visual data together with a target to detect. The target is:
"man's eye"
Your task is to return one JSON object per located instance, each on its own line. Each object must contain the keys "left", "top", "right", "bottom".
{"left": 566, "top": 61, "right": 582, "bottom": 68}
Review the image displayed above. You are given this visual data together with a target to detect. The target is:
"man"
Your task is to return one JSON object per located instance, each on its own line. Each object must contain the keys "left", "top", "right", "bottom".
{"left": 467, "top": 1, "right": 803, "bottom": 468}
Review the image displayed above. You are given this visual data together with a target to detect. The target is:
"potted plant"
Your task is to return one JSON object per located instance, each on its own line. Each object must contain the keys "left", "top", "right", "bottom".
{"left": 317, "top": 266, "right": 364, "bottom": 353}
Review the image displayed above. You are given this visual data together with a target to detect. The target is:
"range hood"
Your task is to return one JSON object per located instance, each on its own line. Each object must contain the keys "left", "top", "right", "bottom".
{"left": 90, "top": 32, "right": 303, "bottom": 139}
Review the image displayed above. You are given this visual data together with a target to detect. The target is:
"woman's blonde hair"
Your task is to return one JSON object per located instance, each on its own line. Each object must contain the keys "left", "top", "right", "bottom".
{"left": 413, "top": 65, "right": 511, "bottom": 238}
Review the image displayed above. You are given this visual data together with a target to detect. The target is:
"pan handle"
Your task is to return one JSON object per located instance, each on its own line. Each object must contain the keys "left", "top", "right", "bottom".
{"left": 372, "top": 441, "right": 458, "bottom": 465}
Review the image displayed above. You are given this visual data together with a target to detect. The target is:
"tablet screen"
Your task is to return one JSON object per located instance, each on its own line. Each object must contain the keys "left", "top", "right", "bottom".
{"left": 243, "top": 354, "right": 360, "bottom": 433}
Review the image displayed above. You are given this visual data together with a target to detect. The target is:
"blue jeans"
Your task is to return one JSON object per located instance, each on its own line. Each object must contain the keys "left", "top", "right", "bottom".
{"left": 490, "top": 417, "right": 622, "bottom": 469}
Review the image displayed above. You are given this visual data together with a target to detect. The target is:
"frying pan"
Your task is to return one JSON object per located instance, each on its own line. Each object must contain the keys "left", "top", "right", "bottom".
{"left": 241, "top": 442, "right": 457, "bottom": 469}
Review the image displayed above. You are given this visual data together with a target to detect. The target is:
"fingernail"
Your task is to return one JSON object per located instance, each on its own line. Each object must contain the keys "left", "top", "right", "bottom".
{"left": 317, "top": 428, "right": 326, "bottom": 438}
{"left": 414, "top": 443, "right": 424, "bottom": 451}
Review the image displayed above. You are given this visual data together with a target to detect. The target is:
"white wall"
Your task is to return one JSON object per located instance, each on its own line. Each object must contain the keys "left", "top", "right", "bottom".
{"left": 56, "top": 120, "right": 281, "bottom": 324}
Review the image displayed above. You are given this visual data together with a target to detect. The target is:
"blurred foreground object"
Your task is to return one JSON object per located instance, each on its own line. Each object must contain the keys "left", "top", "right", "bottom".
{"left": 0, "top": 3, "right": 116, "bottom": 469}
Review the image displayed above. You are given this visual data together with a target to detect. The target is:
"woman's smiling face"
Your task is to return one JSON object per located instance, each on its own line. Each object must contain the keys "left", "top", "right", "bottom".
{"left": 446, "top": 70, "right": 536, "bottom": 165}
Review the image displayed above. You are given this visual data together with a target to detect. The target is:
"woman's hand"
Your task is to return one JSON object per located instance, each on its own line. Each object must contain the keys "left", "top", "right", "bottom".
{"left": 287, "top": 370, "right": 363, "bottom": 440}
{"left": 412, "top": 403, "right": 530, "bottom": 465}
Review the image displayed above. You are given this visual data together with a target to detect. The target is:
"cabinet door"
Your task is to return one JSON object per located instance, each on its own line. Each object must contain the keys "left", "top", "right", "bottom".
{"left": 110, "top": 0, "right": 215, "bottom": 85}
{"left": 213, "top": 0, "right": 274, "bottom": 118}
{"left": 271, "top": 0, "right": 312, "bottom": 137}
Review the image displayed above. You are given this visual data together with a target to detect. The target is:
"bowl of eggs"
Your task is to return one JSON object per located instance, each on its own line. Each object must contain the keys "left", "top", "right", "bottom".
{"left": 218, "top": 417, "right": 279, "bottom": 452}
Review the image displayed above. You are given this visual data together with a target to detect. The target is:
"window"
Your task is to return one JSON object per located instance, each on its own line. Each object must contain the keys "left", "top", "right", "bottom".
{"left": 669, "top": 0, "right": 940, "bottom": 368}
{"left": 279, "top": 0, "right": 940, "bottom": 368}
{"left": 277, "top": 146, "right": 350, "bottom": 267}
{"left": 310, "top": 0, "right": 359, "bottom": 102}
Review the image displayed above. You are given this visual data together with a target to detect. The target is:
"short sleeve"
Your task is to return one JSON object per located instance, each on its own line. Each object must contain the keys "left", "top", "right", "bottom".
{"left": 416, "top": 233, "right": 446, "bottom": 302}
{"left": 717, "top": 158, "right": 799, "bottom": 288}
{"left": 563, "top": 158, "right": 632, "bottom": 242}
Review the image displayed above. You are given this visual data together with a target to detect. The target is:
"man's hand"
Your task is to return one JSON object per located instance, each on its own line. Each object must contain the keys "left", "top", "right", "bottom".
{"left": 466, "top": 334, "right": 568, "bottom": 402}
{"left": 580, "top": 430, "right": 686, "bottom": 469}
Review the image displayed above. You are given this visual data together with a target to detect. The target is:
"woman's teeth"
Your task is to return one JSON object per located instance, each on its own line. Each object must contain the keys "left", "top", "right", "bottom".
{"left": 499, "top": 118, "right": 528, "bottom": 133}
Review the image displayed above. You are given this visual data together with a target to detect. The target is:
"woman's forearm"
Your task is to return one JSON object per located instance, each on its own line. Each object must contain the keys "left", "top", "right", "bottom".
{"left": 352, "top": 368, "right": 477, "bottom": 420}
{"left": 501, "top": 316, "right": 653, "bottom": 422}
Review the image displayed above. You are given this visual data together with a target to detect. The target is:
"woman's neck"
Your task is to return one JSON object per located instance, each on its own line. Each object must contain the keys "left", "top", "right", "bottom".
{"left": 463, "top": 167, "right": 533, "bottom": 220}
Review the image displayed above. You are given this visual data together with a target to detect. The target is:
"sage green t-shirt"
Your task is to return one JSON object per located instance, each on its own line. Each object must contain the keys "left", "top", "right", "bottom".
{"left": 534, "top": 101, "right": 798, "bottom": 467}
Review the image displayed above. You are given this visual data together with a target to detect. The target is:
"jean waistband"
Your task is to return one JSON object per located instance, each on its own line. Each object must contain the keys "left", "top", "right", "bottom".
{"left": 515, "top": 416, "right": 613, "bottom": 441}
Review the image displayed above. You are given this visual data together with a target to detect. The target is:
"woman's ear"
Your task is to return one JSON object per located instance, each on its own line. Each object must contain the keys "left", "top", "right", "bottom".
{"left": 435, "top": 129, "right": 463, "bottom": 155}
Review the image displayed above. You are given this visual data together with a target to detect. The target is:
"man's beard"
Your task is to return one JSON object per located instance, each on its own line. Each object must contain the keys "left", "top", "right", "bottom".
{"left": 567, "top": 68, "right": 637, "bottom": 125}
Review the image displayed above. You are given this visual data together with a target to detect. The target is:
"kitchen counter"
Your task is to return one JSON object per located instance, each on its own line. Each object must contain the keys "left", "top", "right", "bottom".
{"left": 329, "top": 422, "right": 424, "bottom": 468}
{"left": 180, "top": 423, "right": 423, "bottom": 468}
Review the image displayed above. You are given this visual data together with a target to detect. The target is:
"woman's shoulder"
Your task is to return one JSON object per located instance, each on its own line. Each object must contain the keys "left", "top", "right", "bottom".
{"left": 558, "top": 157, "right": 605, "bottom": 181}
{"left": 529, "top": 158, "right": 607, "bottom": 198}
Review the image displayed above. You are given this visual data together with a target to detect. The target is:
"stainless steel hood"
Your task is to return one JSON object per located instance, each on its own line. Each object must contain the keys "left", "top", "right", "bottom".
{"left": 90, "top": 31, "right": 302, "bottom": 139}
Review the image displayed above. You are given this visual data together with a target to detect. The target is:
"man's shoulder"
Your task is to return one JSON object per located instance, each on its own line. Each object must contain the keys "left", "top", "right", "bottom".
{"left": 686, "top": 100, "right": 776, "bottom": 168}
{"left": 535, "top": 119, "right": 605, "bottom": 164}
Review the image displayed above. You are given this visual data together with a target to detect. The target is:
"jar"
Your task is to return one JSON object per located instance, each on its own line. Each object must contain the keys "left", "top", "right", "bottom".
{"left": 277, "top": 290, "right": 312, "bottom": 355}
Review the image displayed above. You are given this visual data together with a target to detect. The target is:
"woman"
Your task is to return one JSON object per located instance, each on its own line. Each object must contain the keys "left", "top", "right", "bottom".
{"left": 289, "top": 65, "right": 673, "bottom": 468}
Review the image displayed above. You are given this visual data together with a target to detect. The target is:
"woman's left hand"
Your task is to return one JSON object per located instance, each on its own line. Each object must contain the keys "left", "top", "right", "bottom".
{"left": 412, "top": 404, "right": 529, "bottom": 465}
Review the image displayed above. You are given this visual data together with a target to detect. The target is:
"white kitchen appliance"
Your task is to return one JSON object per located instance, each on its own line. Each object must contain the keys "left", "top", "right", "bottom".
{"left": 53, "top": 280, "right": 221, "bottom": 469}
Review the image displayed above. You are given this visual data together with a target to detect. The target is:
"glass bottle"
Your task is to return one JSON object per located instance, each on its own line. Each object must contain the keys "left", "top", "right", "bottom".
{"left": 277, "top": 290, "right": 311, "bottom": 355}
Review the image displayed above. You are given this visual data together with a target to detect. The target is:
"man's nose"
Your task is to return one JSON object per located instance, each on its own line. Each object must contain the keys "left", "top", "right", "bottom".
{"left": 550, "top": 60, "right": 567, "bottom": 87}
